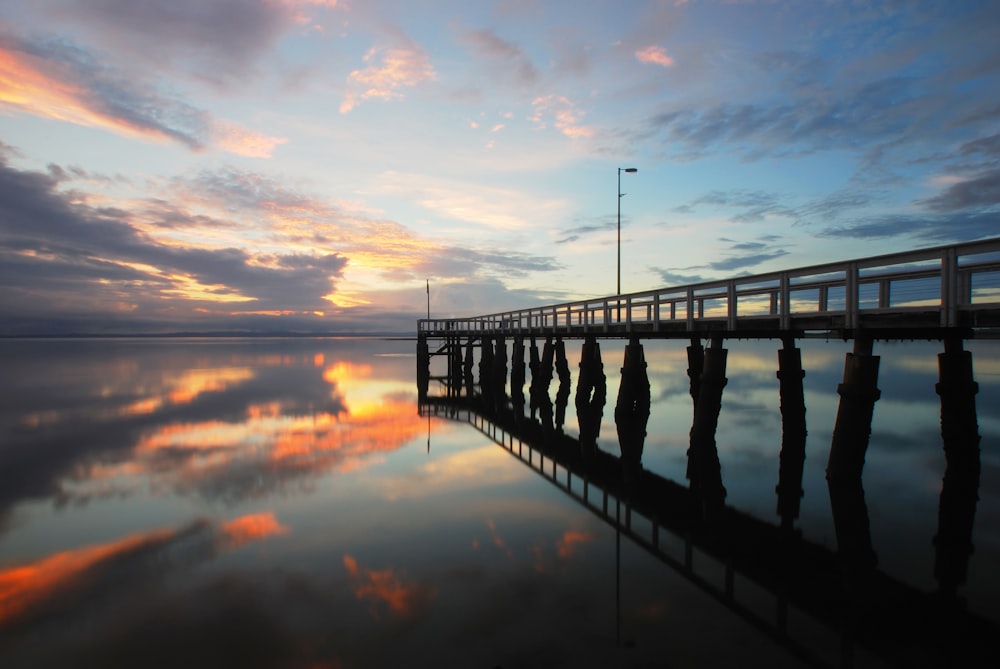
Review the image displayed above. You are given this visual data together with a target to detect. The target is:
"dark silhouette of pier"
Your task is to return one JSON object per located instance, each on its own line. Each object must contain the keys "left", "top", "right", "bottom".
{"left": 415, "top": 238, "right": 999, "bottom": 667}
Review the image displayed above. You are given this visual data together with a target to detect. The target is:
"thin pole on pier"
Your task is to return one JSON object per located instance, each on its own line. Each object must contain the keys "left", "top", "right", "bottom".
{"left": 426, "top": 279, "right": 430, "bottom": 320}
{"left": 617, "top": 167, "right": 638, "bottom": 297}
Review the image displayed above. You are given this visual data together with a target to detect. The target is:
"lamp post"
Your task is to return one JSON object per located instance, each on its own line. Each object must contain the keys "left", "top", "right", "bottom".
{"left": 617, "top": 167, "right": 638, "bottom": 296}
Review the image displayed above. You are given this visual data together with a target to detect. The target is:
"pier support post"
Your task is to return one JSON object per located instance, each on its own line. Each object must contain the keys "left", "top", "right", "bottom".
{"left": 511, "top": 336, "right": 526, "bottom": 398}
{"left": 449, "top": 336, "right": 463, "bottom": 397}
{"left": 615, "top": 336, "right": 651, "bottom": 491}
{"left": 775, "top": 337, "right": 807, "bottom": 530}
{"left": 479, "top": 336, "right": 495, "bottom": 405}
{"left": 417, "top": 336, "right": 429, "bottom": 400}
{"left": 687, "top": 335, "right": 728, "bottom": 520}
{"left": 686, "top": 337, "right": 704, "bottom": 415}
{"left": 933, "top": 337, "right": 981, "bottom": 598}
{"left": 576, "top": 336, "right": 607, "bottom": 463}
{"left": 492, "top": 335, "right": 508, "bottom": 410}
{"left": 826, "top": 337, "right": 880, "bottom": 582}
{"left": 463, "top": 338, "right": 475, "bottom": 397}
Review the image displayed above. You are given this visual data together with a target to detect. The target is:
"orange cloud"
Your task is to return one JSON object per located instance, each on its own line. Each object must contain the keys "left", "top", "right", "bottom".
{"left": 0, "top": 43, "right": 284, "bottom": 157}
{"left": 212, "top": 120, "right": 288, "bottom": 158}
{"left": 340, "top": 46, "right": 436, "bottom": 114}
{"left": 635, "top": 45, "right": 675, "bottom": 67}
{"left": 343, "top": 554, "right": 434, "bottom": 618}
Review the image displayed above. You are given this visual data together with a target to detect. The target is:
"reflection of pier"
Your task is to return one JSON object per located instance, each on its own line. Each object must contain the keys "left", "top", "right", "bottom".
{"left": 419, "top": 389, "right": 993, "bottom": 668}
{"left": 417, "top": 310, "right": 990, "bottom": 667}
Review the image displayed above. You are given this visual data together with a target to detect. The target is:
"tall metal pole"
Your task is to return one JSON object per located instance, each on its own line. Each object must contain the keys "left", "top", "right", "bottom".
{"left": 426, "top": 279, "right": 430, "bottom": 320}
{"left": 617, "top": 168, "right": 637, "bottom": 298}
{"left": 617, "top": 169, "right": 622, "bottom": 296}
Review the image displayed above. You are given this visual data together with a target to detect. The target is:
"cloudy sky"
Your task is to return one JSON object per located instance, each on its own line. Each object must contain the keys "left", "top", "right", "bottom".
{"left": 1, "top": 0, "right": 998, "bottom": 334}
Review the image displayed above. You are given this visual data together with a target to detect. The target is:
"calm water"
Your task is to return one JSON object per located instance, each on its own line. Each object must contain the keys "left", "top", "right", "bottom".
{"left": 1, "top": 336, "right": 997, "bottom": 668}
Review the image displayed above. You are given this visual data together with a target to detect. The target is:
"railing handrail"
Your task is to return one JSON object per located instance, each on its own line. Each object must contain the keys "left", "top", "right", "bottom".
{"left": 419, "top": 236, "right": 1000, "bottom": 335}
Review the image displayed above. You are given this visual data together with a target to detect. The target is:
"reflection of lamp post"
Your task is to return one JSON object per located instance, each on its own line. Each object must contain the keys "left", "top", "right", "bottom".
{"left": 617, "top": 167, "right": 638, "bottom": 296}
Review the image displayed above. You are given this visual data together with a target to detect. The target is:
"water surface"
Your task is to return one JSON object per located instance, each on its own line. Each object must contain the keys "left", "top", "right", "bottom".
{"left": 1, "top": 337, "right": 997, "bottom": 668}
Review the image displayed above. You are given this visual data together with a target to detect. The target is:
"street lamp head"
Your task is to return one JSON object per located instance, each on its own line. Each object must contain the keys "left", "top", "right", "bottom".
{"left": 623, "top": 167, "right": 637, "bottom": 173}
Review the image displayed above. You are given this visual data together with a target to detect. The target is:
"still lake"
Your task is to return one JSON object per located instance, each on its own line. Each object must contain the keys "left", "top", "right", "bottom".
{"left": 1, "top": 336, "right": 997, "bottom": 668}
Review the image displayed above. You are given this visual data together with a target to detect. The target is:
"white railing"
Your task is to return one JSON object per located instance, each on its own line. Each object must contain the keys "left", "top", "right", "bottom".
{"left": 419, "top": 237, "right": 1000, "bottom": 336}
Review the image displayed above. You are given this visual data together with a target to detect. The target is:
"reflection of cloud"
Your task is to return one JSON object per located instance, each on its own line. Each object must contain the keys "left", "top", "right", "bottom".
{"left": 533, "top": 528, "right": 595, "bottom": 572}
{"left": 21, "top": 366, "right": 255, "bottom": 428}
{"left": 0, "top": 512, "right": 287, "bottom": 628}
{"left": 343, "top": 554, "right": 434, "bottom": 619}
{"left": 219, "top": 512, "right": 289, "bottom": 548}
{"left": 555, "top": 530, "right": 594, "bottom": 559}
{"left": 77, "top": 396, "right": 424, "bottom": 503}
{"left": 380, "top": 445, "right": 530, "bottom": 501}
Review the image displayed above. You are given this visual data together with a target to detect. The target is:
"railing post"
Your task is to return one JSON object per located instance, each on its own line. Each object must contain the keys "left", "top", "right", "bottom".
{"left": 654, "top": 294, "right": 661, "bottom": 330}
{"left": 779, "top": 273, "right": 790, "bottom": 330}
{"left": 943, "top": 248, "right": 958, "bottom": 327}
{"left": 686, "top": 288, "right": 695, "bottom": 331}
{"left": 846, "top": 262, "right": 859, "bottom": 330}
{"left": 727, "top": 280, "right": 737, "bottom": 330}
{"left": 879, "top": 279, "right": 890, "bottom": 309}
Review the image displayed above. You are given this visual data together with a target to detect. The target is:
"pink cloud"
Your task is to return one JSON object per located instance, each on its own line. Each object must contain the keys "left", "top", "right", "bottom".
{"left": 530, "top": 95, "right": 595, "bottom": 139}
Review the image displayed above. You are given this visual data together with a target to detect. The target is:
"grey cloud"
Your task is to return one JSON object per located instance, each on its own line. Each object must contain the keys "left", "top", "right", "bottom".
{"left": 177, "top": 167, "right": 322, "bottom": 214}
{"left": 819, "top": 211, "right": 1000, "bottom": 243}
{"left": 688, "top": 190, "right": 796, "bottom": 223}
{"left": 0, "top": 155, "right": 347, "bottom": 321}
{"left": 921, "top": 170, "right": 1000, "bottom": 212}
{"left": 460, "top": 28, "right": 539, "bottom": 86}
{"left": 45, "top": 0, "right": 297, "bottom": 86}
{"left": 709, "top": 250, "right": 789, "bottom": 272}
{"left": 653, "top": 269, "right": 708, "bottom": 286}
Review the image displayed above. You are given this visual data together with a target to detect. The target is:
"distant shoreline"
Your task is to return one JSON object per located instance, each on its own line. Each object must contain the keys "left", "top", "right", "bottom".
{"left": 0, "top": 332, "right": 418, "bottom": 341}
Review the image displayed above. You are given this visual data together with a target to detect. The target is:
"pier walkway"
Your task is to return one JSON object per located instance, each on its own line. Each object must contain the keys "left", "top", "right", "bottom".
{"left": 418, "top": 237, "right": 1000, "bottom": 340}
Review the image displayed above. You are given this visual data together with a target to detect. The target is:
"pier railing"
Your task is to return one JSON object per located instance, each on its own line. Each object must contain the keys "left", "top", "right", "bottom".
{"left": 419, "top": 237, "right": 1000, "bottom": 337}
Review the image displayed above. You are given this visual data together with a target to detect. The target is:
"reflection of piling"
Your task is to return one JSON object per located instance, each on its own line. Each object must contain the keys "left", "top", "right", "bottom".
{"left": 775, "top": 337, "right": 807, "bottom": 530}
{"left": 615, "top": 337, "right": 651, "bottom": 490}
{"left": 826, "top": 337, "right": 880, "bottom": 585}
{"left": 687, "top": 336, "right": 728, "bottom": 520}
{"left": 934, "top": 337, "right": 981, "bottom": 599}
{"left": 576, "top": 336, "right": 607, "bottom": 463}
{"left": 555, "top": 338, "right": 571, "bottom": 432}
